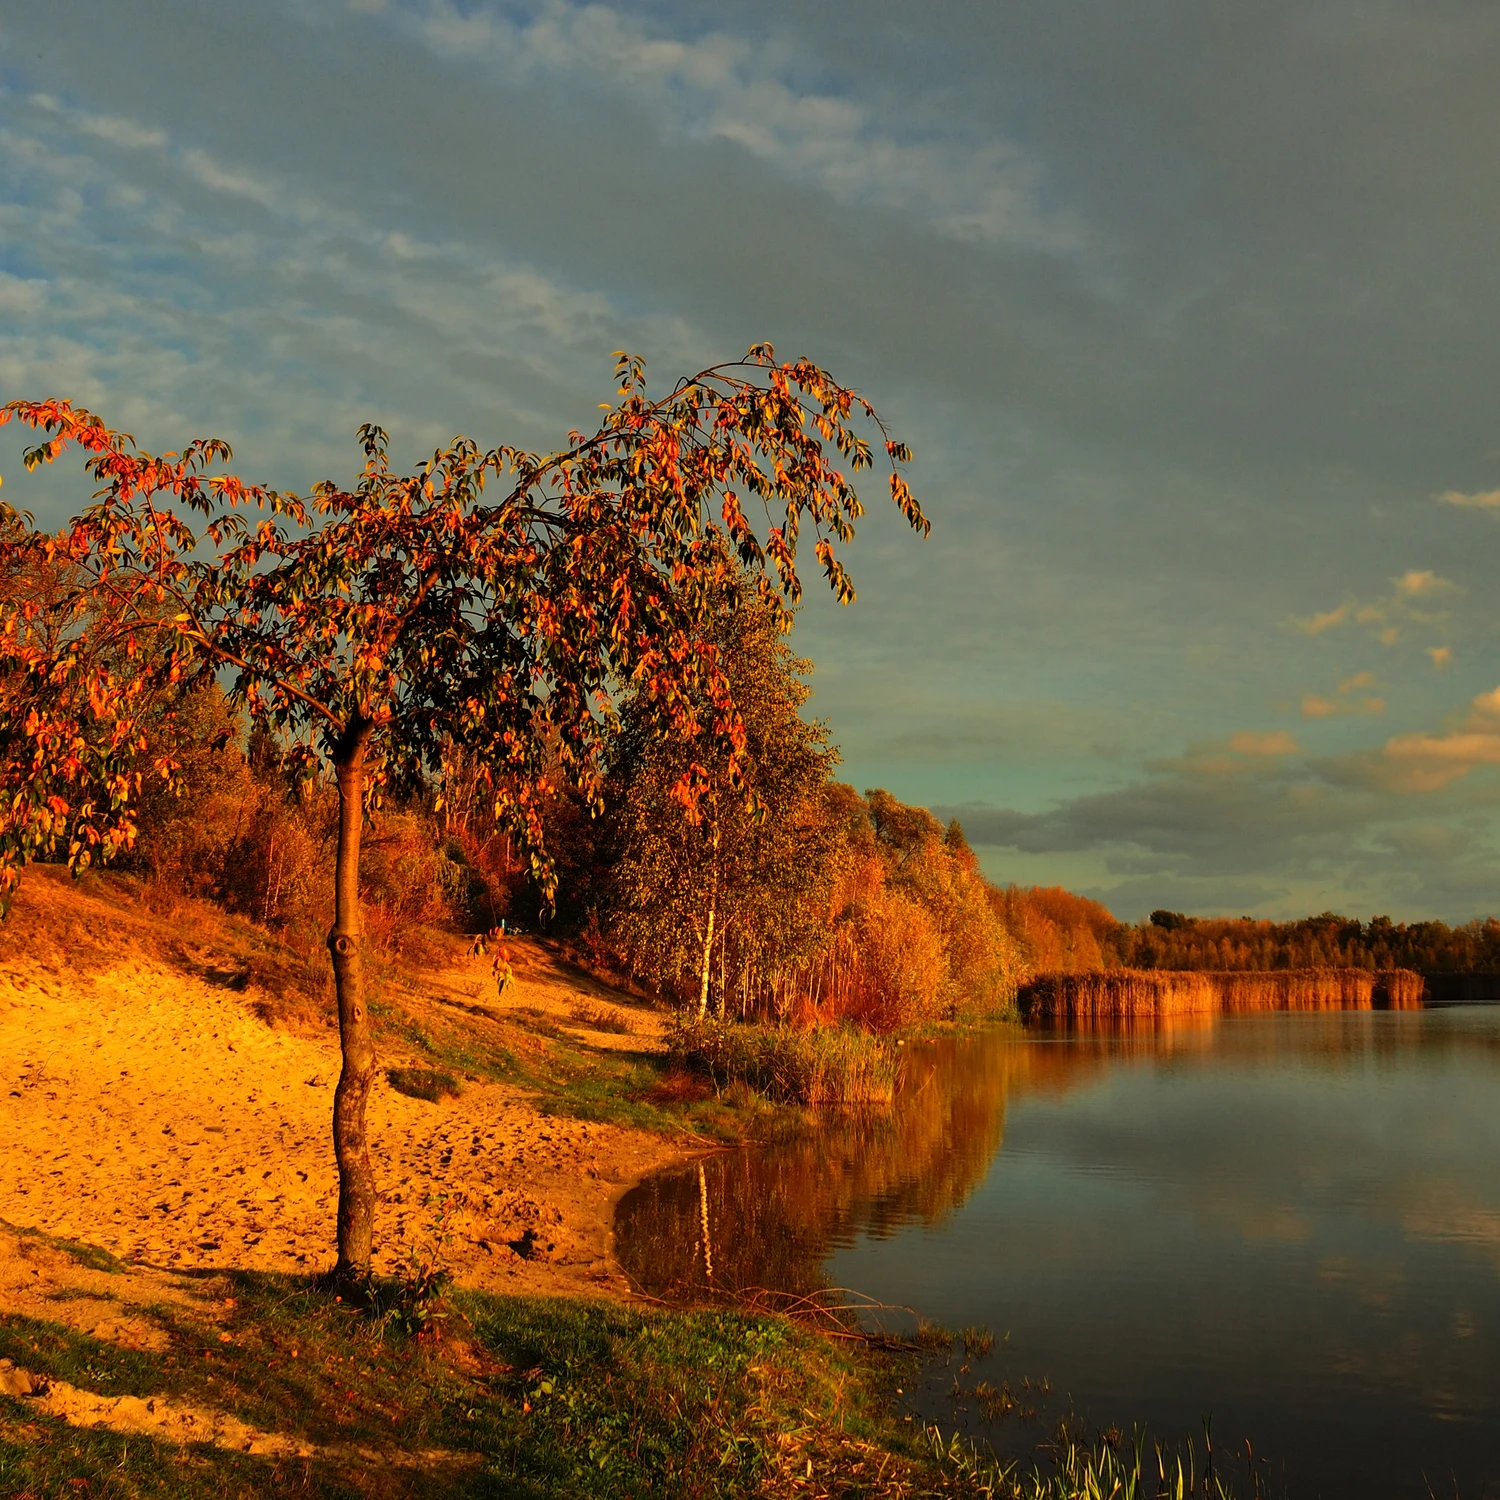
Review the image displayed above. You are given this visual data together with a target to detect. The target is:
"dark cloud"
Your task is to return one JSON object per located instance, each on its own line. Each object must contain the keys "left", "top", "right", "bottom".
{"left": 937, "top": 750, "right": 1500, "bottom": 921}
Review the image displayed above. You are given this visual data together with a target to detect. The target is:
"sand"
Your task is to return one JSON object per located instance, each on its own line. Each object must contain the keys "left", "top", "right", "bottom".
{"left": 0, "top": 870, "right": 683, "bottom": 1300}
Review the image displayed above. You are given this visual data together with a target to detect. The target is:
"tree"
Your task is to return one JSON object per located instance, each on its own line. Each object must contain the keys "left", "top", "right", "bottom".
{"left": 0, "top": 346, "right": 924, "bottom": 1283}
{"left": 605, "top": 577, "right": 841, "bottom": 1016}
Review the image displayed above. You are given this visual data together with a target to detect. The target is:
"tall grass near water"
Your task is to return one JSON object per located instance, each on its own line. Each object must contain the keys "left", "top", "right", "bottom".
{"left": 1019, "top": 967, "right": 1425, "bottom": 1022}
{"left": 665, "top": 1016, "right": 900, "bottom": 1106}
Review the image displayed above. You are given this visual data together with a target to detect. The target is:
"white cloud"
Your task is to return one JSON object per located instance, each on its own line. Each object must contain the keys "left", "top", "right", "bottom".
{"left": 1393, "top": 568, "right": 1458, "bottom": 598}
{"left": 399, "top": 0, "right": 1079, "bottom": 250}
{"left": 0, "top": 272, "right": 46, "bottom": 316}
{"left": 1296, "top": 605, "right": 1349, "bottom": 635}
{"left": 1292, "top": 570, "right": 1460, "bottom": 648}
{"left": 1299, "top": 671, "right": 1385, "bottom": 720}
{"left": 0, "top": 90, "right": 712, "bottom": 476}
{"left": 1301, "top": 692, "right": 1385, "bottom": 718}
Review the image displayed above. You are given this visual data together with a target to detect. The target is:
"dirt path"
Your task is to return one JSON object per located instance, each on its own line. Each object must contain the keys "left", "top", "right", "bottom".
{"left": 0, "top": 872, "right": 682, "bottom": 1299}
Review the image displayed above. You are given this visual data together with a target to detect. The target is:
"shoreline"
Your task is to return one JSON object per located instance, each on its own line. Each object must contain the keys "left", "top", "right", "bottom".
{"left": 0, "top": 868, "right": 699, "bottom": 1304}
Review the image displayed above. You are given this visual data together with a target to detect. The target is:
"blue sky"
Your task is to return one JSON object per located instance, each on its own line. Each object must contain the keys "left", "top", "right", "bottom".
{"left": 3, "top": 0, "right": 1499, "bottom": 921}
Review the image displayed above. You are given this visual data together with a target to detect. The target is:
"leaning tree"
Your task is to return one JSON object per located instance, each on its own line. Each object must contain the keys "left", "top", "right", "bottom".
{"left": 0, "top": 346, "right": 925, "bottom": 1283}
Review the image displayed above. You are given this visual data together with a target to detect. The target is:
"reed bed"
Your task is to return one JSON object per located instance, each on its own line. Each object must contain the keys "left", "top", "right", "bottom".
{"left": 666, "top": 1016, "right": 900, "bottom": 1106}
{"left": 1019, "top": 967, "right": 1425, "bottom": 1022}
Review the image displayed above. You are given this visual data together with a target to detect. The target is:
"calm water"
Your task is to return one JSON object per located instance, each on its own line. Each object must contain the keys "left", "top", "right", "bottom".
{"left": 615, "top": 1010, "right": 1500, "bottom": 1498}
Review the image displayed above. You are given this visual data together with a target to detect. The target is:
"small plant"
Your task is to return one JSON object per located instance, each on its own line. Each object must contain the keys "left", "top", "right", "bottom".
{"left": 384, "top": 1192, "right": 454, "bottom": 1338}
{"left": 971, "top": 1379, "right": 1036, "bottom": 1422}
{"left": 961, "top": 1325, "right": 996, "bottom": 1359}
{"left": 913, "top": 1321, "right": 955, "bottom": 1351}
{"left": 568, "top": 1000, "right": 633, "bottom": 1034}
{"left": 386, "top": 1066, "right": 464, "bottom": 1103}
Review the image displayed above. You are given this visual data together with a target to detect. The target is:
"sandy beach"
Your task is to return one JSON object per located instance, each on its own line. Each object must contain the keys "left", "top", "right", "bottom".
{"left": 0, "top": 869, "right": 681, "bottom": 1300}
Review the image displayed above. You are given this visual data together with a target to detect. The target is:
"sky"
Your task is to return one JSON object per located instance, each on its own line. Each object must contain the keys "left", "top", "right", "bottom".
{"left": 2, "top": 0, "right": 1499, "bottom": 922}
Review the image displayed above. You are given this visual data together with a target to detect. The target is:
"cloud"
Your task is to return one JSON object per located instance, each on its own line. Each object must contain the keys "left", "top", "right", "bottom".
{"left": 1292, "top": 570, "right": 1460, "bottom": 649}
{"left": 1300, "top": 686, "right": 1384, "bottom": 719}
{"left": 941, "top": 695, "right": 1500, "bottom": 919}
{"left": 0, "top": 90, "right": 712, "bottom": 486}
{"left": 1428, "top": 646, "right": 1453, "bottom": 669}
{"left": 1227, "top": 730, "right": 1299, "bottom": 756}
{"left": 1393, "top": 568, "right": 1458, "bottom": 599}
{"left": 1296, "top": 606, "right": 1349, "bottom": 636}
{"left": 396, "top": 0, "right": 1079, "bottom": 250}
{"left": 1437, "top": 488, "right": 1500, "bottom": 509}
{"left": 1383, "top": 686, "right": 1500, "bottom": 790}
{"left": 29, "top": 93, "right": 169, "bottom": 152}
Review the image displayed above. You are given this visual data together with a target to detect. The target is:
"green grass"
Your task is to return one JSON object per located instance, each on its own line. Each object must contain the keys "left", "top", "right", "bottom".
{"left": 0, "top": 1270, "right": 985, "bottom": 1500}
{"left": 391, "top": 995, "right": 803, "bottom": 1143}
{"left": 0, "top": 1240, "right": 1257, "bottom": 1500}
{"left": 386, "top": 1067, "right": 464, "bottom": 1103}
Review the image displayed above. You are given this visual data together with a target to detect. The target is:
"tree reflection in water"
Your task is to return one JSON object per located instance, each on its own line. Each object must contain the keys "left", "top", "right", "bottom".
{"left": 615, "top": 1027, "right": 1107, "bottom": 1299}
{"left": 615, "top": 1011, "right": 1500, "bottom": 1303}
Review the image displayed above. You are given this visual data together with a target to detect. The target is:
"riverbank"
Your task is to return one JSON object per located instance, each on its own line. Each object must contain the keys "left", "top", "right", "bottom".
{"left": 0, "top": 1216, "right": 991, "bottom": 1498}
{"left": 0, "top": 870, "right": 1260, "bottom": 1497}
{"left": 0, "top": 870, "right": 963, "bottom": 1496}
{"left": 0, "top": 1216, "right": 1250, "bottom": 1499}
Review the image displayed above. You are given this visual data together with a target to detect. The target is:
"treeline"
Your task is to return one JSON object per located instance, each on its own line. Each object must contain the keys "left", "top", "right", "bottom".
{"left": 92, "top": 581, "right": 1500, "bottom": 1030}
{"left": 111, "top": 585, "right": 1139, "bottom": 1033}
{"left": 529, "top": 587, "right": 1038, "bottom": 1029}
{"left": 1117, "top": 910, "right": 1500, "bottom": 975}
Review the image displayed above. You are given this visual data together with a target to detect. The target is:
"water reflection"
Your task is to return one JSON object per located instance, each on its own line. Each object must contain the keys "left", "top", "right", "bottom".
{"left": 616, "top": 1029, "right": 1073, "bottom": 1296}
{"left": 616, "top": 1010, "right": 1500, "bottom": 1499}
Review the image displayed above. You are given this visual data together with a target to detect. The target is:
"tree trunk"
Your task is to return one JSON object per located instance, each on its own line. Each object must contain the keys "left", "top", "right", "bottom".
{"left": 329, "top": 720, "right": 376, "bottom": 1284}
{"left": 696, "top": 823, "right": 720, "bottom": 1019}
{"left": 696, "top": 901, "right": 716, "bottom": 1018}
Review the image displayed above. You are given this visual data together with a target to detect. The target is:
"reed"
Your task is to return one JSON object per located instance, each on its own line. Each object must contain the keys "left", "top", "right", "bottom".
{"left": 1019, "top": 967, "right": 1425, "bottom": 1022}
{"left": 665, "top": 1016, "right": 900, "bottom": 1106}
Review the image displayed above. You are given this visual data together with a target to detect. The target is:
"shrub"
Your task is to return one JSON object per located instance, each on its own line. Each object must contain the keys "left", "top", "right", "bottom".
{"left": 568, "top": 1000, "right": 633, "bottom": 1034}
{"left": 846, "top": 890, "right": 948, "bottom": 1030}
{"left": 386, "top": 1067, "right": 464, "bottom": 1103}
{"left": 665, "top": 1015, "right": 899, "bottom": 1106}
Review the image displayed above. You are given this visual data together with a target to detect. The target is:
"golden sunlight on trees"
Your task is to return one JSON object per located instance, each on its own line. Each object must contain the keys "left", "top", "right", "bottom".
{"left": 605, "top": 577, "right": 841, "bottom": 1018}
{"left": 0, "top": 346, "right": 925, "bottom": 1283}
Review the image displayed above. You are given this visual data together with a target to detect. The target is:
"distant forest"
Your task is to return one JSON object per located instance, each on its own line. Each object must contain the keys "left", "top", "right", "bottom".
{"left": 981, "top": 883, "right": 1500, "bottom": 975}
{"left": 1114, "top": 908, "right": 1500, "bottom": 975}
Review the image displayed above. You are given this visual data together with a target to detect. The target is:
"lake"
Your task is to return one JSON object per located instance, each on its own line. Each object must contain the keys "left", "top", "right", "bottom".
{"left": 615, "top": 1009, "right": 1500, "bottom": 1498}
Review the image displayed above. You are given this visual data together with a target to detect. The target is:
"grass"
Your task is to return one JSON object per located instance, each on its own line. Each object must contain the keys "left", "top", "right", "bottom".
{"left": 929, "top": 1423, "right": 1257, "bottom": 1500}
{"left": 0, "top": 1265, "right": 1006, "bottom": 1500}
{"left": 1019, "top": 967, "right": 1425, "bottom": 1022}
{"left": 0, "top": 1256, "right": 1260, "bottom": 1500}
{"left": 667, "top": 1016, "right": 901, "bottom": 1107}
{"left": 0, "top": 1263, "right": 1263, "bottom": 1500}
{"left": 386, "top": 1066, "right": 465, "bottom": 1103}
{"left": 567, "top": 999, "right": 634, "bottom": 1034}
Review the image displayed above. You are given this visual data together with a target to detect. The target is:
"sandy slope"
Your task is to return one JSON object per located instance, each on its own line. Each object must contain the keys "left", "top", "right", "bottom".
{"left": 0, "top": 871, "right": 681, "bottom": 1298}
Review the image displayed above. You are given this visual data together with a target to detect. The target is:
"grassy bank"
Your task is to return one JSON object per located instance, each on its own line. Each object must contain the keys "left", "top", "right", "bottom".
{"left": 1019, "top": 966, "right": 1425, "bottom": 1022}
{"left": 0, "top": 1226, "right": 1251, "bottom": 1500}
{"left": 666, "top": 1015, "right": 901, "bottom": 1106}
